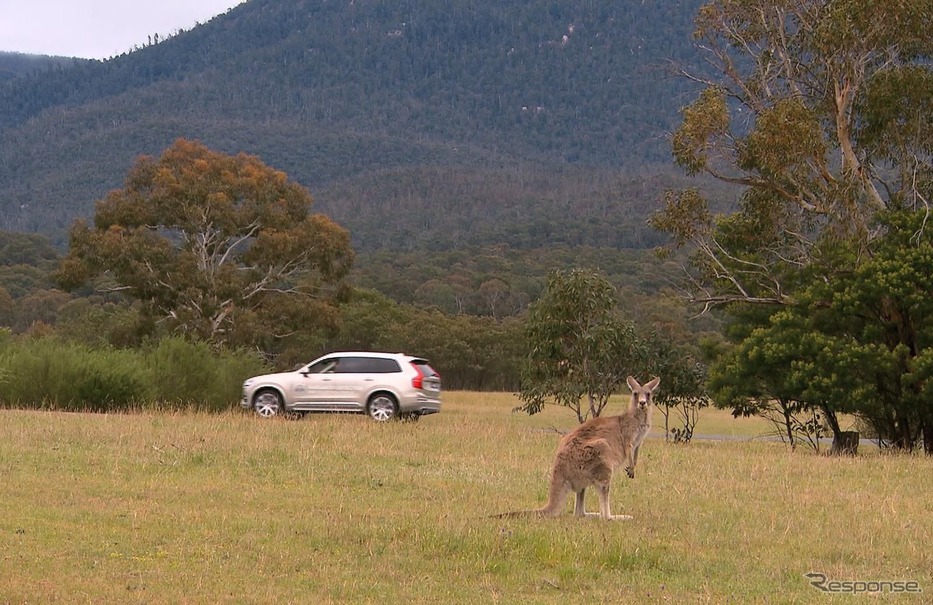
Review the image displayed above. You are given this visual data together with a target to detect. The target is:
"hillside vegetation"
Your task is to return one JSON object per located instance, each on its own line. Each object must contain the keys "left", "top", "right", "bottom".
{"left": 0, "top": 52, "right": 83, "bottom": 82}
{"left": 0, "top": 0, "right": 708, "bottom": 249}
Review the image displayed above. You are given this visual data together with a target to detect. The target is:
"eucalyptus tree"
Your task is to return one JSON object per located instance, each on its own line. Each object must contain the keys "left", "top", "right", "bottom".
{"left": 655, "top": 0, "right": 933, "bottom": 307}
{"left": 57, "top": 138, "right": 354, "bottom": 347}
{"left": 652, "top": 0, "right": 933, "bottom": 451}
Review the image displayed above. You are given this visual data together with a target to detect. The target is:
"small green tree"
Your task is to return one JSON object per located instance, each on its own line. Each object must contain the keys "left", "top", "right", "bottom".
{"left": 648, "top": 337, "right": 707, "bottom": 443}
{"left": 707, "top": 312, "right": 847, "bottom": 452}
{"left": 517, "top": 269, "right": 645, "bottom": 423}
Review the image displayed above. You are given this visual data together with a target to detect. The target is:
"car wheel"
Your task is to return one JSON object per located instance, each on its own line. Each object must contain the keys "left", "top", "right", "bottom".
{"left": 253, "top": 389, "right": 283, "bottom": 418}
{"left": 367, "top": 394, "right": 398, "bottom": 422}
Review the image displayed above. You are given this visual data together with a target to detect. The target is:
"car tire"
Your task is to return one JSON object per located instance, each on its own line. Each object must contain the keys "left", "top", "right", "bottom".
{"left": 253, "top": 389, "right": 283, "bottom": 418}
{"left": 367, "top": 394, "right": 398, "bottom": 422}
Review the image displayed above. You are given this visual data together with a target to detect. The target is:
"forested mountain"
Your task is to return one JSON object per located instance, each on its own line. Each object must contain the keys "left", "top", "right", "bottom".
{"left": 0, "top": 0, "right": 710, "bottom": 250}
{"left": 0, "top": 52, "right": 81, "bottom": 83}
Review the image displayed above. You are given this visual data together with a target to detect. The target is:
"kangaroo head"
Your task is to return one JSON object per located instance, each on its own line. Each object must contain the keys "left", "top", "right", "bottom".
{"left": 626, "top": 376, "right": 660, "bottom": 411}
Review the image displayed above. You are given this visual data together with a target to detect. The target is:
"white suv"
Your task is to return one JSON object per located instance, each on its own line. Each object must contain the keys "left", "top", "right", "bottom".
{"left": 241, "top": 352, "right": 442, "bottom": 421}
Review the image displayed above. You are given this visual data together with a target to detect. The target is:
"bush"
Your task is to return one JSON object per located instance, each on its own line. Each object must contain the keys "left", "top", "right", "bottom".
{"left": 0, "top": 334, "right": 268, "bottom": 413}
{"left": 73, "top": 365, "right": 149, "bottom": 412}
{"left": 0, "top": 337, "right": 149, "bottom": 411}
{"left": 143, "top": 336, "right": 268, "bottom": 412}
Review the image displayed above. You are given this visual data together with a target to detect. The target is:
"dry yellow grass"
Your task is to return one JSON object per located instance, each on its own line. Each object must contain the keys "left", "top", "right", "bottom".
{"left": 0, "top": 392, "right": 929, "bottom": 604}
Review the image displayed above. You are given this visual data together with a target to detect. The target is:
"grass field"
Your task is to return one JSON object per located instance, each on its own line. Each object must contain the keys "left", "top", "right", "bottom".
{"left": 1, "top": 392, "right": 930, "bottom": 604}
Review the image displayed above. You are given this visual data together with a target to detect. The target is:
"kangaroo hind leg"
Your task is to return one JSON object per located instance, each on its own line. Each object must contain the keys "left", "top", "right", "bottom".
{"left": 573, "top": 489, "right": 587, "bottom": 517}
{"left": 598, "top": 483, "right": 611, "bottom": 520}
{"left": 583, "top": 482, "right": 633, "bottom": 521}
{"left": 599, "top": 483, "right": 633, "bottom": 520}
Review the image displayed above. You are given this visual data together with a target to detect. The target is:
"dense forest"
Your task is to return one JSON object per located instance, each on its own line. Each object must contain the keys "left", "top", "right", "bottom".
{"left": 0, "top": 52, "right": 80, "bottom": 82}
{"left": 0, "top": 0, "right": 709, "bottom": 248}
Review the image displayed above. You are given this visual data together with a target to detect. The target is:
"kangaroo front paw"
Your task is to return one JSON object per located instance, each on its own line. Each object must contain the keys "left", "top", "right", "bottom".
{"left": 625, "top": 467, "right": 635, "bottom": 479}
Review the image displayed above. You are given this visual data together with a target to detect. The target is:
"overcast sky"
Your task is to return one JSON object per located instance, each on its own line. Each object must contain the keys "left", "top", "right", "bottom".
{"left": 0, "top": 0, "right": 247, "bottom": 60}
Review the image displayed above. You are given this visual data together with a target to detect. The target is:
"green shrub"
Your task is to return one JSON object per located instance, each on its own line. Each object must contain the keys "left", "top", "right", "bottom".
{"left": 73, "top": 366, "right": 148, "bottom": 412}
{"left": 143, "top": 336, "right": 268, "bottom": 412}
{"left": 0, "top": 334, "right": 268, "bottom": 413}
{"left": 0, "top": 337, "right": 149, "bottom": 411}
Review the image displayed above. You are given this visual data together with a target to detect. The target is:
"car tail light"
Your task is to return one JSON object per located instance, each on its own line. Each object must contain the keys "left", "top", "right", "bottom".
{"left": 410, "top": 362, "right": 424, "bottom": 389}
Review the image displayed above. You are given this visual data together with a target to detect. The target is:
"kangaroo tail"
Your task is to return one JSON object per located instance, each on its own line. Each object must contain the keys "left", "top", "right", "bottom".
{"left": 493, "top": 474, "right": 570, "bottom": 519}
{"left": 537, "top": 471, "right": 571, "bottom": 517}
{"left": 490, "top": 510, "right": 543, "bottom": 519}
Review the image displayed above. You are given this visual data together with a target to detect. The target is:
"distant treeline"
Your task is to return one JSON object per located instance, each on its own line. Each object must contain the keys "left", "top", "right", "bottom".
{"left": 0, "top": 229, "right": 717, "bottom": 394}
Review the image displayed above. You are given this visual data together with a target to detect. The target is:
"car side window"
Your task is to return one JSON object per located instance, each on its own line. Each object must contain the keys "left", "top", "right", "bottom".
{"left": 333, "top": 357, "right": 371, "bottom": 373}
{"left": 370, "top": 358, "right": 402, "bottom": 373}
{"left": 331, "top": 357, "right": 402, "bottom": 373}
{"left": 306, "top": 359, "right": 337, "bottom": 374}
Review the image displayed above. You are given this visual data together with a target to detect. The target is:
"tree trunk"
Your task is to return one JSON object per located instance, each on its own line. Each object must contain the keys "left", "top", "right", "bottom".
{"left": 830, "top": 431, "right": 859, "bottom": 456}
{"left": 923, "top": 421, "right": 933, "bottom": 456}
{"left": 892, "top": 413, "right": 914, "bottom": 451}
{"left": 822, "top": 405, "right": 843, "bottom": 454}
{"left": 781, "top": 404, "right": 796, "bottom": 451}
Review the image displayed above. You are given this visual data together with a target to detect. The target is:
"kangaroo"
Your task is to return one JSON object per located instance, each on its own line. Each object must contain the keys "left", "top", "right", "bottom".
{"left": 498, "top": 376, "right": 660, "bottom": 521}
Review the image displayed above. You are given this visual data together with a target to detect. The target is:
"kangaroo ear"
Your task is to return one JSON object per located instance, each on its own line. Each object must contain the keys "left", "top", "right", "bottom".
{"left": 626, "top": 376, "right": 640, "bottom": 391}
{"left": 645, "top": 376, "right": 660, "bottom": 391}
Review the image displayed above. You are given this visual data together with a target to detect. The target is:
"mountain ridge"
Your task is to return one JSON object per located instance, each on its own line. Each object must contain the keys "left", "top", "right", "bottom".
{"left": 0, "top": 0, "right": 709, "bottom": 250}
